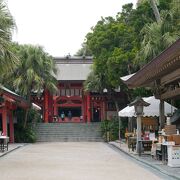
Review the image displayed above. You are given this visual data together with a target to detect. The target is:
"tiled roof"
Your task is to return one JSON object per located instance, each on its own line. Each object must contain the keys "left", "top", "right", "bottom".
{"left": 0, "top": 85, "right": 40, "bottom": 109}
{"left": 54, "top": 56, "right": 93, "bottom": 81}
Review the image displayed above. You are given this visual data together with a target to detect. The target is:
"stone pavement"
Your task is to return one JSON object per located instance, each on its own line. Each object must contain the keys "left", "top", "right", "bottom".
{"left": 0, "top": 142, "right": 167, "bottom": 180}
{"left": 0, "top": 143, "right": 25, "bottom": 157}
{"left": 109, "top": 141, "right": 180, "bottom": 180}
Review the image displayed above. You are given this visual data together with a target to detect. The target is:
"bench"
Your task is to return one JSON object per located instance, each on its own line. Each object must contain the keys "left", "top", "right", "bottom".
{"left": 0, "top": 136, "right": 9, "bottom": 152}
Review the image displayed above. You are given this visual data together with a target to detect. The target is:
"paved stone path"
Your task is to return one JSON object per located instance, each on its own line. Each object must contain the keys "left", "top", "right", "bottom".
{"left": 0, "top": 142, "right": 168, "bottom": 180}
{"left": 110, "top": 141, "right": 180, "bottom": 179}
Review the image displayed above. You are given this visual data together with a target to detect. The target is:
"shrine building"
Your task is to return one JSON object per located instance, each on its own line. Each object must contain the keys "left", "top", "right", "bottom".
{"left": 0, "top": 85, "right": 30, "bottom": 143}
{"left": 34, "top": 56, "right": 127, "bottom": 123}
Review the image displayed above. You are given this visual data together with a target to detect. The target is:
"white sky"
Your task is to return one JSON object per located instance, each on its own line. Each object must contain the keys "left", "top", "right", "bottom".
{"left": 7, "top": 0, "right": 137, "bottom": 56}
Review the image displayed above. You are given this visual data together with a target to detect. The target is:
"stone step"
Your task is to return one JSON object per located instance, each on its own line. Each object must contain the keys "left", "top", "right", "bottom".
{"left": 36, "top": 137, "right": 104, "bottom": 142}
{"left": 35, "top": 122, "right": 104, "bottom": 142}
{"left": 36, "top": 132, "right": 102, "bottom": 136}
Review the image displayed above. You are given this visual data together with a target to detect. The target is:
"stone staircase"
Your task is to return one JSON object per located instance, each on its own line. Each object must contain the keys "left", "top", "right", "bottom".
{"left": 35, "top": 122, "right": 104, "bottom": 142}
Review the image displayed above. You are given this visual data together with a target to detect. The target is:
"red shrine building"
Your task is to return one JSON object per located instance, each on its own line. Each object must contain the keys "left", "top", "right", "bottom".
{"left": 0, "top": 86, "right": 30, "bottom": 143}
{"left": 33, "top": 56, "right": 127, "bottom": 123}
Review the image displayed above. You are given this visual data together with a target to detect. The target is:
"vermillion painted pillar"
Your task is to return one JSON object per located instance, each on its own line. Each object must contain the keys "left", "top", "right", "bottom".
{"left": 44, "top": 90, "right": 49, "bottom": 123}
{"left": 53, "top": 100, "right": 58, "bottom": 116}
{"left": 48, "top": 94, "right": 53, "bottom": 122}
{"left": 2, "top": 106, "right": 7, "bottom": 136}
{"left": 87, "top": 93, "right": 91, "bottom": 123}
{"left": 83, "top": 95, "right": 87, "bottom": 123}
{"left": 9, "top": 111, "right": 14, "bottom": 143}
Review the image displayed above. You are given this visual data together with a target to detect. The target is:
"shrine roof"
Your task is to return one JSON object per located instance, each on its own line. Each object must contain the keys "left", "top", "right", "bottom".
{"left": 0, "top": 85, "right": 40, "bottom": 109}
{"left": 125, "top": 38, "right": 180, "bottom": 89}
{"left": 54, "top": 56, "right": 93, "bottom": 81}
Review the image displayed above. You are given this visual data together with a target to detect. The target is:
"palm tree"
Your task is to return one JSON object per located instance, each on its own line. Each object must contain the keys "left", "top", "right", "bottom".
{"left": 84, "top": 71, "right": 105, "bottom": 93}
{"left": 12, "top": 44, "right": 57, "bottom": 127}
{"left": 136, "top": 2, "right": 179, "bottom": 65}
{"left": 0, "top": 0, "right": 17, "bottom": 76}
{"left": 149, "top": 0, "right": 161, "bottom": 22}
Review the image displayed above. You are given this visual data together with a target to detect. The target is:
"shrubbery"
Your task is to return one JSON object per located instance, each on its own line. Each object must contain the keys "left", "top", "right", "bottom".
{"left": 14, "top": 108, "right": 41, "bottom": 143}
{"left": 14, "top": 124, "right": 37, "bottom": 143}
{"left": 101, "top": 118, "right": 128, "bottom": 141}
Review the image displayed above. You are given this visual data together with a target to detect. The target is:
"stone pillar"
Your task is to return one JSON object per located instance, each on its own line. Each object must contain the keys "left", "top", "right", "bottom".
{"left": 9, "top": 111, "right": 14, "bottom": 143}
{"left": 136, "top": 115, "right": 142, "bottom": 154}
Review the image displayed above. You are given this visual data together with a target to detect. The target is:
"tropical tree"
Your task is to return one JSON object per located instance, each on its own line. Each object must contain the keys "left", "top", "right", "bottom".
{"left": 149, "top": 0, "right": 161, "bottom": 22}
{"left": 82, "top": 0, "right": 178, "bottom": 112}
{"left": 10, "top": 44, "right": 57, "bottom": 127}
{"left": 136, "top": 0, "right": 179, "bottom": 65}
{"left": 0, "top": 0, "right": 17, "bottom": 76}
{"left": 84, "top": 71, "right": 105, "bottom": 93}
{"left": 75, "top": 41, "right": 92, "bottom": 56}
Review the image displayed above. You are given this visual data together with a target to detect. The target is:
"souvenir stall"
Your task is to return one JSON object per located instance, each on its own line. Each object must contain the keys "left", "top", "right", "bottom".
{"left": 119, "top": 96, "right": 177, "bottom": 157}
{"left": 123, "top": 39, "right": 180, "bottom": 166}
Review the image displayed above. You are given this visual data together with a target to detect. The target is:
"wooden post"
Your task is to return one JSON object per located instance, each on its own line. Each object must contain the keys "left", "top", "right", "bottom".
{"left": 2, "top": 106, "right": 7, "bottom": 136}
{"left": 9, "top": 111, "right": 14, "bottom": 143}
{"left": 104, "top": 101, "right": 106, "bottom": 120}
{"left": 159, "top": 99, "right": 165, "bottom": 129}
{"left": 100, "top": 101, "right": 104, "bottom": 121}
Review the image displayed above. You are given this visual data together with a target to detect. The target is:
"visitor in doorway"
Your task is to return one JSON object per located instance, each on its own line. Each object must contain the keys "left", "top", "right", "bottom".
{"left": 68, "top": 111, "right": 72, "bottom": 121}
{"left": 80, "top": 115, "right": 83, "bottom": 122}
{"left": 61, "top": 112, "right": 65, "bottom": 121}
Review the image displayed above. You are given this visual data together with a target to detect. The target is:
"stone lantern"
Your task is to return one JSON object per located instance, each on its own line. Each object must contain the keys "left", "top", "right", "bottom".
{"left": 129, "top": 97, "right": 150, "bottom": 155}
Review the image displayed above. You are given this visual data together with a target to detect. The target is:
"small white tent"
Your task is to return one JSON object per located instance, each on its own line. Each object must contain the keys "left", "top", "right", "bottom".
{"left": 118, "top": 96, "right": 176, "bottom": 117}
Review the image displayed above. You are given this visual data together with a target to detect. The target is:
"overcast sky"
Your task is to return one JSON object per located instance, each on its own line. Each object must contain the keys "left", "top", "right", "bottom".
{"left": 7, "top": 0, "right": 137, "bottom": 56}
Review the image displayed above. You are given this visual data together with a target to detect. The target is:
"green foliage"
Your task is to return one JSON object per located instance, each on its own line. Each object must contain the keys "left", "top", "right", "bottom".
{"left": 101, "top": 118, "right": 128, "bottom": 141}
{"left": 82, "top": 0, "right": 179, "bottom": 104}
{"left": 14, "top": 108, "right": 41, "bottom": 143}
{"left": 75, "top": 42, "right": 92, "bottom": 56}
{"left": 15, "top": 107, "right": 41, "bottom": 124}
{"left": 84, "top": 15, "right": 139, "bottom": 104}
{"left": 131, "top": 87, "right": 153, "bottom": 100}
{"left": 14, "top": 124, "right": 37, "bottom": 143}
{"left": 10, "top": 44, "right": 58, "bottom": 97}
{"left": 136, "top": 0, "right": 179, "bottom": 65}
{"left": 2, "top": 44, "right": 58, "bottom": 127}
{"left": 101, "top": 120, "right": 113, "bottom": 141}
{"left": 0, "top": 0, "right": 17, "bottom": 77}
{"left": 27, "top": 108, "right": 42, "bottom": 124}
{"left": 84, "top": 71, "right": 105, "bottom": 93}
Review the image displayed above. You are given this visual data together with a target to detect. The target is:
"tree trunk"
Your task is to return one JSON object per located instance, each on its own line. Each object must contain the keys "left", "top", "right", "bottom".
{"left": 23, "top": 92, "right": 31, "bottom": 128}
{"left": 23, "top": 109, "right": 29, "bottom": 128}
{"left": 114, "top": 100, "right": 120, "bottom": 117}
{"left": 149, "top": 0, "right": 161, "bottom": 22}
{"left": 113, "top": 97, "right": 122, "bottom": 141}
